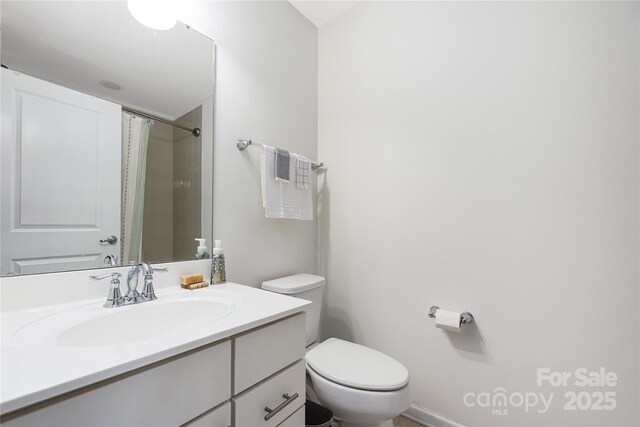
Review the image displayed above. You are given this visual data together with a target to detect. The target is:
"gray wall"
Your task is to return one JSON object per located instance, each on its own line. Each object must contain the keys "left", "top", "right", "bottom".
{"left": 143, "top": 121, "right": 174, "bottom": 262}
{"left": 173, "top": 106, "right": 203, "bottom": 261}
{"left": 318, "top": 2, "right": 639, "bottom": 426}
{"left": 174, "top": 1, "right": 319, "bottom": 286}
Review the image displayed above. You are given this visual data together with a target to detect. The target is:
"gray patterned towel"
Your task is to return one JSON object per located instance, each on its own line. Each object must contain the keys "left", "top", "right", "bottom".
{"left": 275, "top": 148, "right": 290, "bottom": 183}
{"left": 295, "top": 154, "right": 310, "bottom": 189}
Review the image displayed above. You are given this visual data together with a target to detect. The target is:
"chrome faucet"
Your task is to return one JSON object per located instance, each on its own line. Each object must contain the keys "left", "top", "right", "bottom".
{"left": 90, "top": 263, "right": 168, "bottom": 308}
{"left": 103, "top": 255, "right": 118, "bottom": 266}
{"left": 126, "top": 262, "right": 168, "bottom": 304}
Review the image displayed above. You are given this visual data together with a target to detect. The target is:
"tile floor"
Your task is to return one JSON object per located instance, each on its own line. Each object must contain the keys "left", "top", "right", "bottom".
{"left": 393, "top": 416, "right": 424, "bottom": 426}
{"left": 332, "top": 416, "right": 423, "bottom": 427}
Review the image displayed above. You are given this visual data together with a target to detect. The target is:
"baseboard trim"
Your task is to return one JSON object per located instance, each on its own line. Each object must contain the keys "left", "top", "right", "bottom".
{"left": 403, "top": 403, "right": 465, "bottom": 427}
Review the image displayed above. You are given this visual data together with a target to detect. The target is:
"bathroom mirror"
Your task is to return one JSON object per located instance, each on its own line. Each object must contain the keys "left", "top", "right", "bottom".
{"left": 0, "top": 1, "right": 215, "bottom": 276}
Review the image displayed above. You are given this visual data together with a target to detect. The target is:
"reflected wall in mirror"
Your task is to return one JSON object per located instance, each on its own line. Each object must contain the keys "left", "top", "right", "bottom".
{"left": 0, "top": 1, "right": 215, "bottom": 276}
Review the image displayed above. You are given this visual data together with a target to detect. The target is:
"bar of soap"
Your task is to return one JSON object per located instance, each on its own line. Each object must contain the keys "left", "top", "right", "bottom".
{"left": 181, "top": 281, "right": 209, "bottom": 290}
{"left": 180, "top": 273, "right": 204, "bottom": 286}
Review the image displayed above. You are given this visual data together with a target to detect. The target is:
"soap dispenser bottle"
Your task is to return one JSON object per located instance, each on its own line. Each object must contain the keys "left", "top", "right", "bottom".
{"left": 195, "top": 238, "right": 210, "bottom": 259}
{"left": 211, "top": 240, "right": 226, "bottom": 284}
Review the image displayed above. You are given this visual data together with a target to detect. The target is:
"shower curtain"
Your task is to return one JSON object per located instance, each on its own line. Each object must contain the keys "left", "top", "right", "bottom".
{"left": 121, "top": 112, "right": 153, "bottom": 264}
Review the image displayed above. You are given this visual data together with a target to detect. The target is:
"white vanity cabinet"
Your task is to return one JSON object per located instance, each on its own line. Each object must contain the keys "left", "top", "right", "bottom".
{"left": 232, "top": 314, "right": 307, "bottom": 427}
{"left": 0, "top": 313, "right": 306, "bottom": 427}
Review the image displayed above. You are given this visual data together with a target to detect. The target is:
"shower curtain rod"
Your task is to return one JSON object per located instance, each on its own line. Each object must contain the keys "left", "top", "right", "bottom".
{"left": 122, "top": 107, "right": 201, "bottom": 137}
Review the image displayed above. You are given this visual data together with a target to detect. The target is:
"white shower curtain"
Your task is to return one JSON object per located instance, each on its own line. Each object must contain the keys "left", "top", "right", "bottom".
{"left": 121, "top": 112, "right": 153, "bottom": 264}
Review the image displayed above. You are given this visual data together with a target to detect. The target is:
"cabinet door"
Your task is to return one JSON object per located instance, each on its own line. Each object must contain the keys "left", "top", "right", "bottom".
{"left": 1, "top": 341, "right": 231, "bottom": 427}
{"left": 183, "top": 401, "right": 231, "bottom": 427}
{"left": 277, "top": 405, "right": 305, "bottom": 427}
{"left": 233, "top": 360, "right": 305, "bottom": 427}
{"left": 234, "top": 313, "right": 306, "bottom": 394}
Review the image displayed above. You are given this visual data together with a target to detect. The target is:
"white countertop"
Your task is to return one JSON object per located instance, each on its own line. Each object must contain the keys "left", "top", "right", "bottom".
{"left": 0, "top": 282, "right": 309, "bottom": 415}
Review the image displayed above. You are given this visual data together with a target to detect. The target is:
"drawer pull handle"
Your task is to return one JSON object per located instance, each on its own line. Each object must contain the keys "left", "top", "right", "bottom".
{"left": 264, "top": 392, "right": 299, "bottom": 421}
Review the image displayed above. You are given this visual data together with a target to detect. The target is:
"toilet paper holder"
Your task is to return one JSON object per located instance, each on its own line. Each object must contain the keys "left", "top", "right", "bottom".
{"left": 428, "top": 306, "right": 474, "bottom": 326}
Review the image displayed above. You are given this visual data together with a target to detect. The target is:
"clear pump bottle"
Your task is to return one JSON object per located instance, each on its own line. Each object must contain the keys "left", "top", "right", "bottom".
{"left": 194, "top": 238, "right": 209, "bottom": 259}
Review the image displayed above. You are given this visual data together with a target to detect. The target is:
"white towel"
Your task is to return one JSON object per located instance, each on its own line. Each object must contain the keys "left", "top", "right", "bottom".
{"left": 294, "top": 153, "right": 311, "bottom": 189}
{"left": 261, "top": 145, "right": 313, "bottom": 220}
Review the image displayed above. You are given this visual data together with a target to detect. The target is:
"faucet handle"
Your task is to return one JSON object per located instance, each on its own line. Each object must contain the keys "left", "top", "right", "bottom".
{"left": 139, "top": 266, "right": 167, "bottom": 302}
{"left": 141, "top": 264, "right": 169, "bottom": 275}
{"left": 138, "top": 265, "right": 168, "bottom": 302}
{"left": 90, "top": 272, "right": 122, "bottom": 281}
{"left": 90, "top": 272, "right": 124, "bottom": 308}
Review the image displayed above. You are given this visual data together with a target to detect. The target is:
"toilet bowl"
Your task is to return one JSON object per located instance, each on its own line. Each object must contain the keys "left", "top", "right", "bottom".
{"left": 306, "top": 337, "right": 411, "bottom": 426}
{"left": 262, "top": 274, "right": 412, "bottom": 426}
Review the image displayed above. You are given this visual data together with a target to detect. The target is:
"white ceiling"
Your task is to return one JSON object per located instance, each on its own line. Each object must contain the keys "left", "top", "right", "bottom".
{"left": 1, "top": 1, "right": 214, "bottom": 120}
{"left": 288, "top": 1, "right": 361, "bottom": 28}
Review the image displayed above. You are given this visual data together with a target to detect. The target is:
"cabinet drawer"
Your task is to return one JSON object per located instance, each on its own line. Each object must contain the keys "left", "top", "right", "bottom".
{"left": 1, "top": 341, "right": 231, "bottom": 427}
{"left": 183, "top": 401, "right": 231, "bottom": 427}
{"left": 234, "top": 313, "right": 306, "bottom": 394}
{"left": 277, "top": 405, "right": 305, "bottom": 427}
{"left": 232, "top": 359, "right": 306, "bottom": 427}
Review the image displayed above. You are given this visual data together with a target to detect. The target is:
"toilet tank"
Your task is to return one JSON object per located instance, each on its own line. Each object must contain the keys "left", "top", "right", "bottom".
{"left": 262, "top": 274, "right": 325, "bottom": 347}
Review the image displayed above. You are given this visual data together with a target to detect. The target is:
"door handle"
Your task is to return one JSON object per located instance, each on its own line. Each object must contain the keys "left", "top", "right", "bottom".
{"left": 100, "top": 235, "right": 118, "bottom": 245}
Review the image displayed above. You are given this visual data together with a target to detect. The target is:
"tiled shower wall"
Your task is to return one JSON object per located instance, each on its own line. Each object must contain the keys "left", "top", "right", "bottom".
{"left": 142, "top": 106, "right": 202, "bottom": 263}
{"left": 142, "top": 121, "right": 174, "bottom": 262}
{"left": 173, "top": 106, "right": 203, "bottom": 260}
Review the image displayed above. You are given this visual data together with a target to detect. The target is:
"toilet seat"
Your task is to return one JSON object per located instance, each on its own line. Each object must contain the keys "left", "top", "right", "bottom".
{"left": 306, "top": 338, "right": 409, "bottom": 391}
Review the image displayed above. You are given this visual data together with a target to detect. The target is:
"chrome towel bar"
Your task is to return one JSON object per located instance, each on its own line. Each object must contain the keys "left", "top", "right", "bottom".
{"left": 237, "top": 139, "right": 324, "bottom": 170}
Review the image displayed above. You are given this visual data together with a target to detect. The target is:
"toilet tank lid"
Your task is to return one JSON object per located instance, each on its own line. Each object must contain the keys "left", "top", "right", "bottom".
{"left": 262, "top": 273, "right": 325, "bottom": 294}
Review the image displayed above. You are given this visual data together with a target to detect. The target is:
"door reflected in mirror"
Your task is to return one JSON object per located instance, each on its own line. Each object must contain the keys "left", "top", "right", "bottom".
{"left": 0, "top": 1, "right": 214, "bottom": 276}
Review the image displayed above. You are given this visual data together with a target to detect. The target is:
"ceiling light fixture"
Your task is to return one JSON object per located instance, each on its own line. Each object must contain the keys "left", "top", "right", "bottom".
{"left": 127, "top": 0, "right": 176, "bottom": 31}
{"left": 99, "top": 80, "right": 123, "bottom": 91}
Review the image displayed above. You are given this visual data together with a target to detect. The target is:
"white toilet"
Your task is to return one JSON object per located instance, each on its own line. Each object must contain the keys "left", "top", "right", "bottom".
{"left": 262, "top": 274, "right": 412, "bottom": 427}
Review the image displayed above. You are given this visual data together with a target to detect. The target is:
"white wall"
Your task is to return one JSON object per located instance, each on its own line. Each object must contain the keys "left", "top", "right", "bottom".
{"left": 172, "top": 1, "right": 318, "bottom": 286}
{"left": 318, "top": 2, "right": 639, "bottom": 426}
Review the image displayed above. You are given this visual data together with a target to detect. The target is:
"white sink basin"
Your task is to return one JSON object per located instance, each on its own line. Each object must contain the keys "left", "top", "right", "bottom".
{"left": 57, "top": 300, "right": 233, "bottom": 347}
{"left": 11, "top": 292, "right": 243, "bottom": 348}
